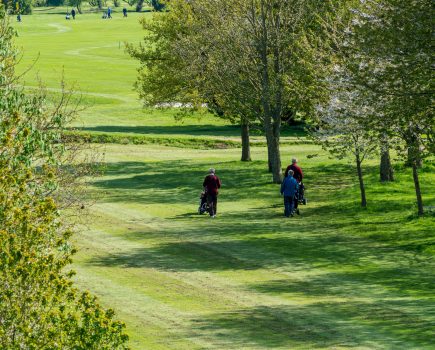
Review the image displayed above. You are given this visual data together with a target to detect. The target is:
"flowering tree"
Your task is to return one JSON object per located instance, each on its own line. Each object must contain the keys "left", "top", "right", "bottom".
{"left": 347, "top": 0, "right": 434, "bottom": 215}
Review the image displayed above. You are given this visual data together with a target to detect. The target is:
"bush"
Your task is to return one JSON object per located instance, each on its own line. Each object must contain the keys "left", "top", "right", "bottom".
{"left": 2, "top": 0, "right": 32, "bottom": 14}
{"left": 0, "top": 6, "right": 129, "bottom": 349}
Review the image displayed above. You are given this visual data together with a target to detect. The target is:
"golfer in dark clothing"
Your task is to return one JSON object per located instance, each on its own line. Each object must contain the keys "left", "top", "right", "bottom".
{"left": 71, "top": 9, "right": 76, "bottom": 19}
{"left": 123, "top": 7, "right": 127, "bottom": 17}
{"left": 203, "top": 168, "right": 221, "bottom": 218}
{"left": 284, "top": 158, "right": 303, "bottom": 214}
{"left": 280, "top": 170, "right": 299, "bottom": 217}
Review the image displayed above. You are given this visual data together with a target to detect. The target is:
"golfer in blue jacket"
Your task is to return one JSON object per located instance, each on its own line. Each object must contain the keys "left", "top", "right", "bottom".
{"left": 280, "top": 169, "right": 299, "bottom": 217}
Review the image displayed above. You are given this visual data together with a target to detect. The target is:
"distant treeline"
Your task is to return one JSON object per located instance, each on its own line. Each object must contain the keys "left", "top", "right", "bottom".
{"left": 2, "top": 0, "right": 165, "bottom": 14}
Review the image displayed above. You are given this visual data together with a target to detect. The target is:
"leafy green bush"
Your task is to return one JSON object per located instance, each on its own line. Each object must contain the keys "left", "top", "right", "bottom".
{"left": 1, "top": 0, "right": 32, "bottom": 14}
{"left": 0, "top": 6, "right": 129, "bottom": 348}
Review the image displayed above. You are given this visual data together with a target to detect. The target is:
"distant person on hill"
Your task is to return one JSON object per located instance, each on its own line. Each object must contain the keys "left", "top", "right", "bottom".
{"left": 203, "top": 168, "right": 221, "bottom": 218}
{"left": 123, "top": 7, "right": 127, "bottom": 17}
{"left": 107, "top": 7, "right": 112, "bottom": 18}
{"left": 17, "top": 14, "right": 21, "bottom": 22}
{"left": 71, "top": 9, "right": 76, "bottom": 20}
{"left": 280, "top": 169, "right": 299, "bottom": 217}
{"left": 284, "top": 157, "right": 304, "bottom": 215}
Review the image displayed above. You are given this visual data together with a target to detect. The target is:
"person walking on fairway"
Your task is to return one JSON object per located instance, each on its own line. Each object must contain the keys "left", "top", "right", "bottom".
{"left": 280, "top": 169, "right": 299, "bottom": 217}
{"left": 123, "top": 7, "right": 127, "bottom": 17}
{"left": 71, "top": 8, "right": 76, "bottom": 19}
{"left": 107, "top": 7, "right": 112, "bottom": 18}
{"left": 285, "top": 157, "right": 304, "bottom": 214}
{"left": 203, "top": 168, "right": 221, "bottom": 218}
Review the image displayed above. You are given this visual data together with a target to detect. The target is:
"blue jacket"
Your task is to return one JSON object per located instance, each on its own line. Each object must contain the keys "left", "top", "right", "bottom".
{"left": 280, "top": 175, "right": 299, "bottom": 197}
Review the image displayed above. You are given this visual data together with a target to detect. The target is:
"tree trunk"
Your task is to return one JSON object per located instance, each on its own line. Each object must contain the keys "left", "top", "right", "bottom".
{"left": 240, "top": 119, "right": 251, "bottom": 162}
{"left": 77, "top": 5, "right": 82, "bottom": 14}
{"left": 380, "top": 135, "right": 394, "bottom": 182}
{"left": 412, "top": 161, "right": 424, "bottom": 216}
{"left": 406, "top": 133, "right": 422, "bottom": 168}
{"left": 136, "top": 0, "right": 144, "bottom": 12}
{"left": 257, "top": 1, "right": 282, "bottom": 183}
{"left": 97, "top": 0, "right": 103, "bottom": 10}
{"left": 265, "top": 123, "right": 282, "bottom": 183}
{"left": 355, "top": 151, "right": 367, "bottom": 208}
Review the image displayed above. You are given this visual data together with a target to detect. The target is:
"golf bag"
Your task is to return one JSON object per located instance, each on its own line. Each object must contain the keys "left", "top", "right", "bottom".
{"left": 198, "top": 191, "right": 210, "bottom": 214}
{"left": 297, "top": 182, "right": 307, "bottom": 205}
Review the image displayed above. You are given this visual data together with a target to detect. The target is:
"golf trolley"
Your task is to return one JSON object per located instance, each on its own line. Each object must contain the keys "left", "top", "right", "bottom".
{"left": 297, "top": 182, "right": 307, "bottom": 205}
{"left": 198, "top": 191, "right": 210, "bottom": 215}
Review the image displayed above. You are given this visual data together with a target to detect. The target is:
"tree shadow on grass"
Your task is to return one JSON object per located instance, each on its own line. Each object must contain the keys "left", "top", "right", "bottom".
{"left": 73, "top": 124, "right": 306, "bottom": 138}
{"left": 89, "top": 232, "right": 404, "bottom": 273}
{"left": 74, "top": 125, "right": 242, "bottom": 137}
{"left": 91, "top": 160, "right": 277, "bottom": 204}
{"left": 249, "top": 266, "right": 435, "bottom": 299}
{"left": 188, "top": 301, "right": 434, "bottom": 349}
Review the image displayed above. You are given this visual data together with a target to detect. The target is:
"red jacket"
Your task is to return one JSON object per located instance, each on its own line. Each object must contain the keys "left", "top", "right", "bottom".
{"left": 203, "top": 174, "right": 221, "bottom": 195}
{"left": 285, "top": 164, "right": 303, "bottom": 182}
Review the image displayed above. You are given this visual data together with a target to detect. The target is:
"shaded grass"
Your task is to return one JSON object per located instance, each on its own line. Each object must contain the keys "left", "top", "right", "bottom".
{"left": 16, "top": 8, "right": 435, "bottom": 349}
{"left": 71, "top": 144, "right": 434, "bottom": 349}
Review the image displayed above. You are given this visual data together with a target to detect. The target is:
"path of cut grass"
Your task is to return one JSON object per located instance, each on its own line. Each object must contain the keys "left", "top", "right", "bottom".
{"left": 13, "top": 8, "right": 435, "bottom": 349}
{"left": 73, "top": 143, "right": 434, "bottom": 349}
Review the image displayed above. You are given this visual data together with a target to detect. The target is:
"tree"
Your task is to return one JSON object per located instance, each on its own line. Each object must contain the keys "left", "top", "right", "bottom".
{"left": 347, "top": 0, "right": 434, "bottom": 215}
{"left": 135, "top": 0, "right": 144, "bottom": 11}
{"left": 123, "top": 0, "right": 137, "bottom": 6}
{"left": 129, "top": 0, "right": 330, "bottom": 182}
{"left": 89, "top": 0, "right": 104, "bottom": 9}
{"left": 150, "top": 0, "right": 165, "bottom": 11}
{"left": 68, "top": 0, "right": 83, "bottom": 13}
{"left": 1, "top": 0, "right": 32, "bottom": 14}
{"left": 0, "top": 6, "right": 129, "bottom": 347}
{"left": 314, "top": 71, "right": 378, "bottom": 208}
{"left": 47, "top": 0, "right": 65, "bottom": 6}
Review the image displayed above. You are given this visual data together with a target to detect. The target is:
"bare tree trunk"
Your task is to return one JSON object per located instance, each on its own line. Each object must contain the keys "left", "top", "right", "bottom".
{"left": 355, "top": 151, "right": 367, "bottom": 208}
{"left": 406, "top": 134, "right": 422, "bottom": 168}
{"left": 258, "top": 1, "right": 282, "bottom": 183}
{"left": 241, "top": 119, "right": 251, "bottom": 162}
{"left": 136, "top": 0, "right": 144, "bottom": 12}
{"left": 265, "top": 121, "right": 282, "bottom": 183}
{"left": 77, "top": 5, "right": 82, "bottom": 14}
{"left": 412, "top": 160, "right": 424, "bottom": 216}
{"left": 380, "top": 135, "right": 394, "bottom": 182}
{"left": 97, "top": 0, "right": 103, "bottom": 10}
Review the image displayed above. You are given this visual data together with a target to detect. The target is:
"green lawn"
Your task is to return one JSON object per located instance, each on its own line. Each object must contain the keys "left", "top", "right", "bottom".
{"left": 13, "top": 8, "right": 435, "bottom": 350}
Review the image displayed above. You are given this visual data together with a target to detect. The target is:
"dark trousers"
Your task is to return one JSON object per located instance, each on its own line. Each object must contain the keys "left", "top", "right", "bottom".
{"left": 294, "top": 197, "right": 299, "bottom": 209}
{"left": 207, "top": 193, "right": 218, "bottom": 216}
{"left": 284, "top": 196, "right": 295, "bottom": 217}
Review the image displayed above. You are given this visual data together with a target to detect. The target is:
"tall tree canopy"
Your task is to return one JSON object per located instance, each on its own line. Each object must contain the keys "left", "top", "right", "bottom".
{"left": 128, "top": 0, "right": 334, "bottom": 182}
{"left": 344, "top": 0, "right": 434, "bottom": 215}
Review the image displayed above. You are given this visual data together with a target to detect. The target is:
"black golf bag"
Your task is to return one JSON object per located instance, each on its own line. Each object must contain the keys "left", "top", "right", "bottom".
{"left": 198, "top": 191, "right": 209, "bottom": 214}
{"left": 297, "top": 182, "right": 307, "bottom": 205}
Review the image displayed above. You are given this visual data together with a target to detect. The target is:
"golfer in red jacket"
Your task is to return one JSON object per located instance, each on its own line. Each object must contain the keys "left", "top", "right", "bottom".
{"left": 284, "top": 158, "right": 303, "bottom": 214}
{"left": 203, "top": 168, "right": 221, "bottom": 218}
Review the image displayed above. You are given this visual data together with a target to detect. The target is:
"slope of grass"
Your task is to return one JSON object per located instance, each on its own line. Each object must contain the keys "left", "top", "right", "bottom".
{"left": 72, "top": 143, "right": 434, "bottom": 349}
{"left": 13, "top": 8, "right": 435, "bottom": 349}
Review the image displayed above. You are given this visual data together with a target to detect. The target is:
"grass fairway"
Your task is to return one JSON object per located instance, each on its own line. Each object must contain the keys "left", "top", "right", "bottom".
{"left": 12, "top": 8, "right": 435, "bottom": 350}
{"left": 71, "top": 143, "right": 435, "bottom": 349}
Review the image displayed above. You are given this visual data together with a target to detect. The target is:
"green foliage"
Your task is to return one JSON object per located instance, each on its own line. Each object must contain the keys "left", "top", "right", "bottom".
{"left": 1, "top": 0, "right": 32, "bottom": 14}
{"left": 46, "top": 0, "right": 65, "bottom": 6}
{"left": 0, "top": 6, "right": 128, "bottom": 348}
{"left": 128, "top": 0, "right": 334, "bottom": 182}
{"left": 67, "top": 0, "right": 82, "bottom": 12}
{"left": 149, "top": 0, "right": 164, "bottom": 11}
